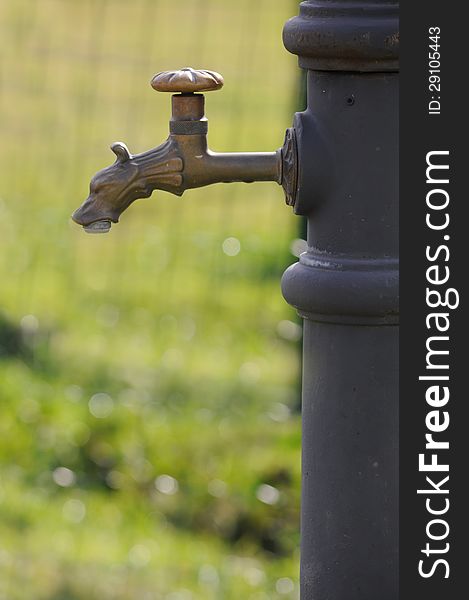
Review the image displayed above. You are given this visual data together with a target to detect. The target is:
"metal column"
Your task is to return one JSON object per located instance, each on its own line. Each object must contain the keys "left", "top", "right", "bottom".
{"left": 281, "top": 2, "right": 399, "bottom": 598}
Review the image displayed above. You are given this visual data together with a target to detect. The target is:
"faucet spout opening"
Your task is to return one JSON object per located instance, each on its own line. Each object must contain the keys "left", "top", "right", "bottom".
{"left": 82, "top": 219, "right": 112, "bottom": 234}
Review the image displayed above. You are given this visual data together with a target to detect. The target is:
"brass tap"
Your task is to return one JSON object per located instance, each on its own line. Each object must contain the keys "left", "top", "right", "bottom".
{"left": 72, "top": 68, "right": 296, "bottom": 233}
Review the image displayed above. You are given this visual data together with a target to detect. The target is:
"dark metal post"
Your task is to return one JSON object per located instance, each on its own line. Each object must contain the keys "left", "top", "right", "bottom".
{"left": 281, "top": 2, "right": 399, "bottom": 599}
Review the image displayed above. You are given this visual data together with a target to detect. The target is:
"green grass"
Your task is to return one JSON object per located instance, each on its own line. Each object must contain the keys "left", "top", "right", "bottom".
{"left": 0, "top": 1, "right": 301, "bottom": 597}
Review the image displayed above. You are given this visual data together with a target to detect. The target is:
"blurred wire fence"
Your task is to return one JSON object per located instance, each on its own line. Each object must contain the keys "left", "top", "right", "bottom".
{"left": 0, "top": 1, "right": 303, "bottom": 598}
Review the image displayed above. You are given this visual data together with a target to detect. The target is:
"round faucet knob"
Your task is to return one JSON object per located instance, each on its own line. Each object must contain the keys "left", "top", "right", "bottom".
{"left": 150, "top": 67, "right": 224, "bottom": 94}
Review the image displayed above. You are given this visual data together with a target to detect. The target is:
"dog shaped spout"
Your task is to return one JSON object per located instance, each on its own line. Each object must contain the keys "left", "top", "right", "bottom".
{"left": 72, "top": 140, "right": 184, "bottom": 233}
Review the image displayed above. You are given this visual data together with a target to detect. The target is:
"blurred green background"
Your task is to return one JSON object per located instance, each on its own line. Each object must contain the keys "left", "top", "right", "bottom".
{"left": 0, "top": 1, "right": 304, "bottom": 598}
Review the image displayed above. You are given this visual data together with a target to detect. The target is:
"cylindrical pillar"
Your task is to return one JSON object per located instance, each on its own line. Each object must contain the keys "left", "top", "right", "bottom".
{"left": 281, "top": 2, "right": 399, "bottom": 598}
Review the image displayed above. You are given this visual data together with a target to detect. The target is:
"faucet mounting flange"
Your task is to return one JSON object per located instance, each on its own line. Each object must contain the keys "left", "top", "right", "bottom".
{"left": 281, "top": 127, "right": 298, "bottom": 208}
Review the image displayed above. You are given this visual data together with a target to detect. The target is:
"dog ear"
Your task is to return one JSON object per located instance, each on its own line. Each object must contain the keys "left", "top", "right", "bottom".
{"left": 111, "top": 142, "right": 131, "bottom": 163}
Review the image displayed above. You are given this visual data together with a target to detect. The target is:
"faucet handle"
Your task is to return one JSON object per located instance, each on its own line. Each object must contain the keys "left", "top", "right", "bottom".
{"left": 150, "top": 67, "right": 224, "bottom": 94}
